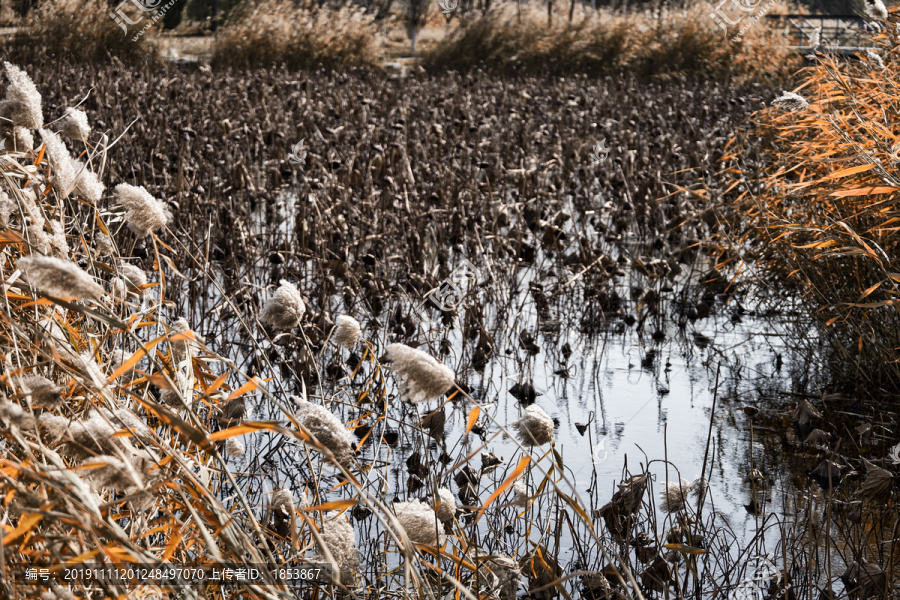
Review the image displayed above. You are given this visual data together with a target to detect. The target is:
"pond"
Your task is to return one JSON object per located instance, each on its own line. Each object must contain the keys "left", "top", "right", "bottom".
{"left": 201, "top": 186, "right": 888, "bottom": 600}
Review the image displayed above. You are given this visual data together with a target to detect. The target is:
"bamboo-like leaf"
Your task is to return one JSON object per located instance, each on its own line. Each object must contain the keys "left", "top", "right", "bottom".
{"left": 208, "top": 423, "right": 269, "bottom": 441}
{"left": 822, "top": 164, "right": 875, "bottom": 179}
{"left": 2, "top": 513, "right": 42, "bottom": 545}
{"left": 226, "top": 376, "right": 262, "bottom": 401}
{"left": 859, "top": 281, "right": 883, "bottom": 300}
{"left": 107, "top": 335, "right": 165, "bottom": 383}
{"left": 830, "top": 186, "right": 897, "bottom": 198}
{"left": 476, "top": 456, "right": 530, "bottom": 521}
{"left": 301, "top": 499, "right": 357, "bottom": 512}
{"left": 465, "top": 406, "right": 480, "bottom": 437}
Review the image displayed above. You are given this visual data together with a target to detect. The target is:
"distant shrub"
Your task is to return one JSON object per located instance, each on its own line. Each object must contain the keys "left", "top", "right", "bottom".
{"left": 212, "top": 0, "right": 382, "bottom": 70}
{"left": 422, "top": 2, "right": 798, "bottom": 81}
{"left": 8, "top": 0, "right": 158, "bottom": 64}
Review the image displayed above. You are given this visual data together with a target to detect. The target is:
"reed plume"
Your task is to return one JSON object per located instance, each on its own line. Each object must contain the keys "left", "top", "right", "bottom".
{"left": 394, "top": 500, "right": 446, "bottom": 547}
{"left": 332, "top": 314, "right": 361, "bottom": 348}
{"left": 260, "top": 280, "right": 306, "bottom": 329}
{"left": 383, "top": 343, "right": 455, "bottom": 404}
{"left": 114, "top": 183, "right": 172, "bottom": 238}
{"left": 1, "top": 62, "right": 43, "bottom": 129}
{"left": 19, "top": 255, "right": 103, "bottom": 300}
{"left": 512, "top": 405, "right": 554, "bottom": 446}
{"left": 292, "top": 395, "right": 356, "bottom": 467}
{"left": 58, "top": 108, "right": 90, "bottom": 140}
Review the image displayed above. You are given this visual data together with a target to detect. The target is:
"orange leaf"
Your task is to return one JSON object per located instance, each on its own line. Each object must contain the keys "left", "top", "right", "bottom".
{"left": 0, "top": 231, "right": 25, "bottom": 247}
{"left": 793, "top": 240, "right": 837, "bottom": 249}
{"left": 822, "top": 164, "right": 875, "bottom": 179}
{"left": 859, "top": 281, "right": 883, "bottom": 300}
{"left": 301, "top": 499, "right": 357, "bottom": 512}
{"left": 202, "top": 372, "right": 229, "bottom": 396}
{"left": 168, "top": 331, "right": 196, "bottom": 343}
{"left": 208, "top": 423, "right": 266, "bottom": 441}
{"left": 33, "top": 144, "right": 45, "bottom": 166}
{"left": 2, "top": 513, "right": 42, "bottom": 545}
{"left": 476, "top": 456, "right": 530, "bottom": 522}
{"left": 226, "top": 376, "right": 262, "bottom": 401}
{"left": 107, "top": 335, "right": 165, "bottom": 383}
{"left": 830, "top": 186, "right": 898, "bottom": 198}
{"left": 465, "top": 406, "right": 480, "bottom": 437}
{"left": 148, "top": 372, "right": 177, "bottom": 391}
{"left": 161, "top": 530, "right": 184, "bottom": 562}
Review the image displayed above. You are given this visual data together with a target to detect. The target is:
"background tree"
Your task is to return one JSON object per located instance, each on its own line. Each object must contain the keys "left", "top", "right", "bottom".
{"left": 162, "top": 0, "right": 190, "bottom": 29}
{"left": 404, "top": 0, "right": 428, "bottom": 52}
{"left": 184, "top": 0, "right": 242, "bottom": 30}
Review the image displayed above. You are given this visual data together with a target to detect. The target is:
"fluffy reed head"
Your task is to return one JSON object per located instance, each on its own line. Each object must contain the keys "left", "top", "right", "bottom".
{"left": 332, "top": 315, "right": 361, "bottom": 348}
{"left": 260, "top": 280, "right": 306, "bottom": 329}
{"left": 512, "top": 404, "right": 554, "bottom": 446}
{"left": 271, "top": 488, "right": 295, "bottom": 512}
{"left": 94, "top": 232, "right": 115, "bottom": 256}
{"left": 1, "top": 124, "right": 33, "bottom": 151}
{"left": 18, "top": 374, "right": 62, "bottom": 407}
{"left": 433, "top": 487, "right": 456, "bottom": 522}
{"left": 19, "top": 255, "right": 103, "bottom": 300}
{"left": 59, "top": 108, "right": 90, "bottom": 140}
{"left": 81, "top": 454, "right": 143, "bottom": 492}
{"left": 394, "top": 500, "right": 446, "bottom": 547}
{"left": 0, "top": 398, "right": 35, "bottom": 428}
{"left": 0, "top": 189, "right": 13, "bottom": 229}
{"left": 39, "top": 129, "right": 76, "bottom": 195}
{"left": 1, "top": 62, "right": 43, "bottom": 129}
{"left": 226, "top": 437, "right": 245, "bottom": 457}
{"left": 691, "top": 476, "right": 708, "bottom": 500}
{"left": 293, "top": 396, "right": 355, "bottom": 467}
{"left": 73, "top": 159, "right": 104, "bottom": 204}
{"left": 865, "top": 0, "right": 888, "bottom": 20}
{"left": 512, "top": 481, "right": 532, "bottom": 507}
{"left": 48, "top": 219, "right": 68, "bottom": 258}
{"left": 168, "top": 317, "right": 195, "bottom": 366}
{"left": 40, "top": 586, "right": 76, "bottom": 600}
{"left": 383, "top": 343, "right": 455, "bottom": 404}
{"left": 160, "top": 388, "right": 191, "bottom": 410}
{"left": 39, "top": 411, "right": 127, "bottom": 459}
{"left": 118, "top": 262, "right": 147, "bottom": 294}
{"left": 114, "top": 183, "right": 172, "bottom": 238}
{"left": 319, "top": 511, "right": 358, "bottom": 584}
{"left": 867, "top": 50, "right": 886, "bottom": 71}
{"left": 772, "top": 91, "right": 809, "bottom": 112}
{"left": 659, "top": 478, "right": 694, "bottom": 513}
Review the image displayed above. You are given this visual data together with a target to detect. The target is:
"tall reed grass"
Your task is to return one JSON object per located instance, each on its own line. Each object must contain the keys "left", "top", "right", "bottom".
{"left": 212, "top": 0, "right": 382, "bottom": 70}
{"left": 423, "top": 1, "right": 799, "bottom": 81}
{"left": 10, "top": 0, "right": 156, "bottom": 64}
{"left": 713, "top": 11, "right": 900, "bottom": 395}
